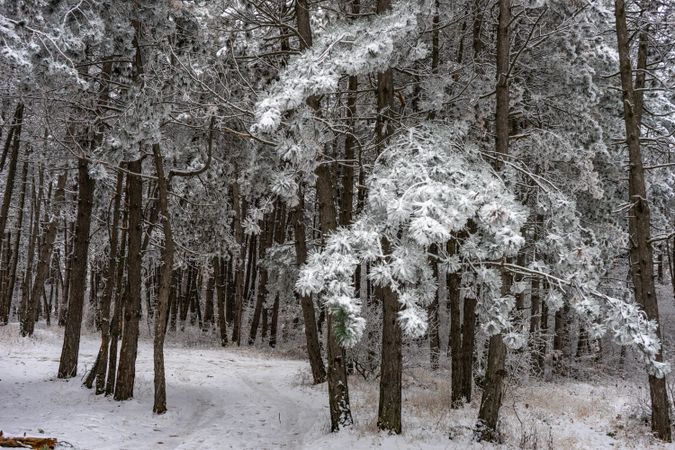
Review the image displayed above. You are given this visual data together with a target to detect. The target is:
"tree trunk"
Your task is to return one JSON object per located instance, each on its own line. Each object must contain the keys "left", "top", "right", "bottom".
{"left": 22, "top": 172, "right": 66, "bottom": 336}
{"left": 230, "top": 183, "right": 245, "bottom": 345}
{"left": 152, "top": 144, "right": 174, "bottom": 414}
{"left": 20, "top": 169, "right": 42, "bottom": 332}
{"left": 0, "top": 156, "right": 28, "bottom": 324}
{"left": 90, "top": 168, "right": 124, "bottom": 394}
{"left": 614, "top": 0, "right": 671, "bottom": 439}
{"left": 0, "top": 103, "right": 24, "bottom": 240}
{"left": 291, "top": 195, "right": 327, "bottom": 383}
{"left": 204, "top": 263, "right": 215, "bottom": 330}
{"left": 215, "top": 256, "right": 228, "bottom": 345}
{"left": 476, "top": 0, "right": 510, "bottom": 440}
{"left": 428, "top": 244, "right": 440, "bottom": 370}
{"left": 58, "top": 158, "right": 95, "bottom": 379}
{"left": 448, "top": 241, "right": 463, "bottom": 407}
{"left": 248, "top": 213, "right": 273, "bottom": 344}
{"left": 114, "top": 158, "right": 143, "bottom": 400}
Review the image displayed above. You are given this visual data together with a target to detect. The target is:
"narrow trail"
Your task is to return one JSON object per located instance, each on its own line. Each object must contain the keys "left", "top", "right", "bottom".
{"left": 0, "top": 325, "right": 327, "bottom": 450}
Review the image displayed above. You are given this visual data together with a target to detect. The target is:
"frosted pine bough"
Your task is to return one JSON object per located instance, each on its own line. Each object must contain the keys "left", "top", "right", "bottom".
{"left": 295, "top": 125, "right": 669, "bottom": 378}
{"left": 246, "top": 0, "right": 669, "bottom": 377}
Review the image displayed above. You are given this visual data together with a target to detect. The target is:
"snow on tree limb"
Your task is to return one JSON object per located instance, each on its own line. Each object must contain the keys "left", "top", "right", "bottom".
{"left": 250, "top": 1, "right": 424, "bottom": 134}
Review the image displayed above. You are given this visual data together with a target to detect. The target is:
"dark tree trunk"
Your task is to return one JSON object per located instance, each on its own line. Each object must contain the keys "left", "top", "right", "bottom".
{"left": 448, "top": 241, "right": 463, "bottom": 407}
{"left": 230, "top": 183, "right": 245, "bottom": 345}
{"left": 374, "top": 0, "right": 401, "bottom": 434}
{"left": 0, "top": 103, "right": 23, "bottom": 240}
{"left": 0, "top": 156, "right": 28, "bottom": 324}
{"left": 152, "top": 144, "right": 174, "bottom": 414}
{"left": 476, "top": 0, "right": 511, "bottom": 441}
{"left": 614, "top": 0, "right": 671, "bottom": 439}
{"left": 428, "top": 244, "right": 440, "bottom": 370}
{"left": 215, "top": 256, "right": 228, "bottom": 345}
{"left": 58, "top": 158, "right": 95, "bottom": 379}
{"left": 204, "top": 262, "right": 215, "bottom": 330}
{"left": 114, "top": 158, "right": 143, "bottom": 400}
{"left": 529, "top": 276, "right": 542, "bottom": 374}
{"left": 376, "top": 268, "right": 402, "bottom": 433}
{"left": 291, "top": 195, "right": 327, "bottom": 383}
{"left": 269, "top": 292, "right": 280, "bottom": 348}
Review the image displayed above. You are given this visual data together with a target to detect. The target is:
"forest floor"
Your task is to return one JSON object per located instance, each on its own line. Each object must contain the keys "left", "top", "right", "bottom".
{"left": 1, "top": 322, "right": 673, "bottom": 450}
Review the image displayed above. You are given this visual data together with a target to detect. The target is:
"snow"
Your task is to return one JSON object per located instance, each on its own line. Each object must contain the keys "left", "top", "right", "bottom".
{"left": 0, "top": 324, "right": 672, "bottom": 449}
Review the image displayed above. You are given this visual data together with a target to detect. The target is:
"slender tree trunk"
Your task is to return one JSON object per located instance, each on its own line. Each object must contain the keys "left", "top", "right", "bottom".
{"left": 229, "top": 182, "right": 245, "bottom": 344}
{"left": 476, "top": 0, "right": 510, "bottom": 440}
{"left": 89, "top": 168, "right": 124, "bottom": 393}
{"left": 22, "top": 172, "right": 66, "bottom": 336}
{"left": 20, "top": 169, "right": 42, "bottom": 331}
{"left": 204, "top": 264, "right": 215, "bottom": 330}
{"left": 292, "top": 195, "right": 327, "bottom": 383}
{"left": 114, "top": 158, "right": 143, "bottom": 400}
{"left": 428, "top": 244, "right": 440, "bottom": 370}
{"left": 614, "top": 0, "right": 671, "bottom": 439}
{"left": 0, "top": 103, "right": 23, "bottom": 240}
{"left": 106, "top": 209, "right": 128, "bottom": 396}
{"left": 529, "top": 276, "right": 542, "bottom": 374}
{"left": 59, "top": 221, "right": 74, "bottom": 326}
{"left": 58, "top": 158, "right": 95, "bottom": 379}
{"left": 248, "top": 213, "right": 273, "bottom": 344}
{"left": 152, "top": 144, "right": 174, "bottom": 414}
{"left": 0, "top": 156, "right": 28, "bottom": 323}
{"left": 215, "top": 256, "right": 228, "bottom": 345}
{"left": 373, "top": 0, "right": 402, "bottom": 434}
{"left": 448, "top": 241, "right": 463, "bottom": 407}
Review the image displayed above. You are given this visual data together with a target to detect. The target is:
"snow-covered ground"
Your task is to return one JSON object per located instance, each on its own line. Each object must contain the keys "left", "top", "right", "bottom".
{"left": 0, "top": 323, "right": 672, "bottom": 449}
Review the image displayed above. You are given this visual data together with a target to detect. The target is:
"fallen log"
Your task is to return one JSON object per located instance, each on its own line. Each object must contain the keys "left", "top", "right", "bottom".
{"left": 0, "top": 432, "right": 57, "bottom": 449}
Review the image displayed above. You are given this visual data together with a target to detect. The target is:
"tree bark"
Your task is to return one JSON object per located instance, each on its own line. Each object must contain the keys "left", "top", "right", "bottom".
{"left": 614, "top": 0, "right": 671, "bottom": 439}
{"left": 152, "top": 144, "right": 174, "bottom": 414}
{"left": 476, "top": 0, "right": 510, "bottom": 440}
{"left": 448, "top": 240, "right": 463, "bottom": 407}
{"left": 428, "top": 244, "right": 440, "bottom": 370}
{"left": 58, "top": 158, "right": 95, "bottom": 379}
{"left": 114, "top": 158, "right": 143, "bottom": 400}
{"left": 291, "top": 195, "right": 327, "bottom": 383}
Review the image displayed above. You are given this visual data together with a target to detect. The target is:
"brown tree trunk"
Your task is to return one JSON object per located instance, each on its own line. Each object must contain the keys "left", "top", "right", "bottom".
{"left": 476, "top": 0, "right": 510, "bottom": 440}
{"left": 448, "top": 241, "right": 463, "bottom": 407}
{"left": 428, "top": 244, "right": 440, "bottom": 370}
{"left": 58, "top": 158, "right": 95, "bottom": 379}
{"left": 614, "top": 0, "right": 671, "bottom": 439}
{"left": 374, "top": 0, "right": 401, "bottom": 434}
{"left": 291, "top": 195, "right": 327, "bottom": 383}
{"left": 529, "top": 276, "right": 542, "bottom": 374}
{"left": 152, "top": 144, "right": 174, "bottom": 414}
{"left": 114, "top": 158, "right": 143, "bottom": 400}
